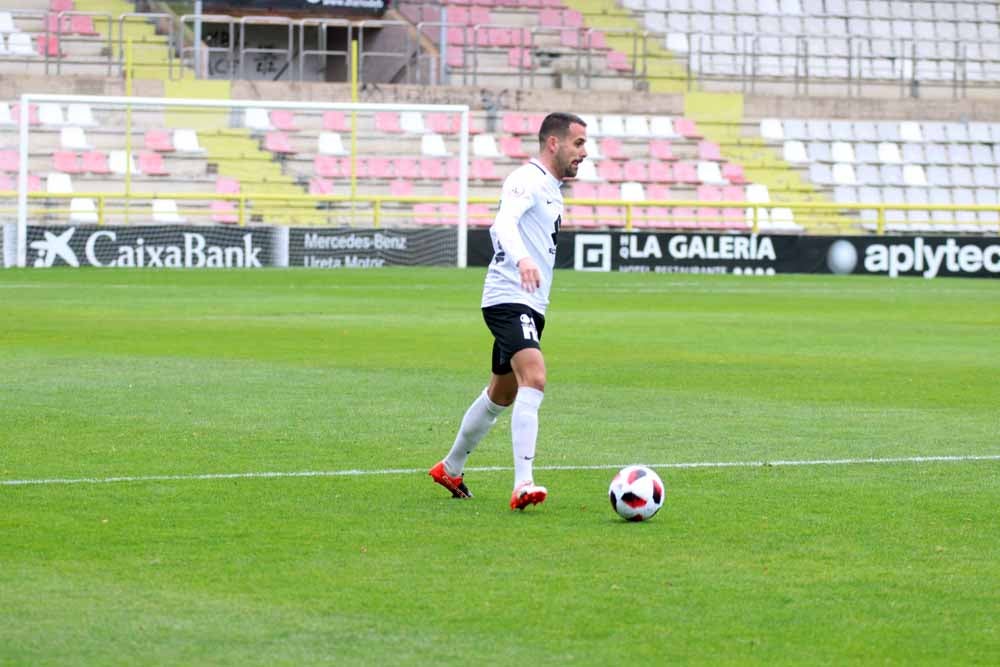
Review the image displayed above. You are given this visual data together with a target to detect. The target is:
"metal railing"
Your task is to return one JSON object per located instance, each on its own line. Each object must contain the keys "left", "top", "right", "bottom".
{"left": 3, "top": 8, "right": 999, "bottom": 96}
{"left": 2, "top": 191, "right": 998, "bottom": 237}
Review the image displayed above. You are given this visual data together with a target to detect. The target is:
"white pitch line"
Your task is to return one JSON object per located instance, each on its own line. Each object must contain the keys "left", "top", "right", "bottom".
{"left": 2, "top": 454, "right": 998, "bottom": 488}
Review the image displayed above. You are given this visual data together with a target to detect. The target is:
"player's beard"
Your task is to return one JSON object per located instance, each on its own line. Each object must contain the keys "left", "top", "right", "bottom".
{"left": 561, "top": 152, "right": 580, "bottom": 179}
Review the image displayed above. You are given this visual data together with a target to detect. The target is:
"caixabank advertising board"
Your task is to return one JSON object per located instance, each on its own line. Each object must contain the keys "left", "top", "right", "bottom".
{"left": 23, "top": 225, "right": 278, "bottom": 268}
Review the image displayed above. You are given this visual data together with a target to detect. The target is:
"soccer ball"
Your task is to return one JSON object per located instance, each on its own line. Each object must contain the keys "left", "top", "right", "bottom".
{"left": 608, "top": 465, "right": 665, "bottom": 522}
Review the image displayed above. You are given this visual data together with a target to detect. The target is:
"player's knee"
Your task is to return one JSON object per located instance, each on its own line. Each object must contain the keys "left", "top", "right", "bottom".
{"left": 487, "top": 377, "right": 518, "bottom": 406}
{"left": 491, "top": 387, "right": 517, "bottom": 406}
{"left": 520, "top": 371, "right": 546, "bottom": 392}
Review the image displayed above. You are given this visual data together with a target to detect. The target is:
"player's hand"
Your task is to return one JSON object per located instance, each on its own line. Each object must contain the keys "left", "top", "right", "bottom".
{"left": 517, "top": 257, "right": 542, "bottom": 293}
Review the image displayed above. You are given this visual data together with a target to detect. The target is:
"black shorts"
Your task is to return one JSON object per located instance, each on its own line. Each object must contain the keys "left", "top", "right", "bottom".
{"left": 482, "top": 304, "right": 546, "bottom": 375}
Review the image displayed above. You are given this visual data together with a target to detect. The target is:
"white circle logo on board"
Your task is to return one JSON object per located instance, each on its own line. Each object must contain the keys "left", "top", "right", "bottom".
{"left": 826, "top": 240, "right": 858, "bottom": 275}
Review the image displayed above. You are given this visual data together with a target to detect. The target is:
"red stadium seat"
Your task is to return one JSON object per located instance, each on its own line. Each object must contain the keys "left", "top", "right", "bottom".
{"left": 672, "top": 161, "right": 700, "bottom": 184}
{"left": 0, "top": 172, "right": 44, "bottom": 191}
{"left": 596, "top": 183, "right": 619, "bottom": 201}
{"left": 560, "top": 29, "right": 582, "bottom": 48}
{"left": 374, "top": 112, "right": 403, "bottom": 133}
{"left": 427, "top": 113, "right": 459, "bottom": 134}
{"left": 413, "top": 203, "right": 439, "bottom": 225}
{"left": 636, "top": 206, "right": 673, "bottom": 229}
{"left": 487, "top": 27, "right": 511, "bottom": 48}
{"left": 471, "top": 158, "right": 498, "bottom": 180}
{"left": 623, "top": 160, "right": 650, "bottom": 182}
{"left": 447, "top": 26, "right": 467, "bottom": 46}
{"left": 0, "top": 150, "right": 19, "bottom": 172}
{"left": 499, "top": 135, "right": 528, "bottom": 158}
{"left": 502, "top": 113, "right": 530, "bottom": 135}
{"left": 674, "top": 118, "right": 703, "bottom": 139}
{"left": 596, "top": 205, "right": 624, "bottom": 226}
{"left": 649, "top": 139, "right": 676, "bottom": 161}
{"left": 323, "top": 111, "right": 349, "bottom": 132}
{"left": 597, "top": 160, "right": 623, "bottom": 182}
{"left": 599, "top": 137, "right": 625, "bottom": 160}
{"left": 508, "top": 48, "right": 532, "bottom": 69}
{"left": 722, "top": 185, "right": 745, "bottom": 201}
{"left": 697, "top": 208, "right": 724, "bottom": 228}
{"left": 340, "top": 157, "right": 368, "bottom": 179}
{"left": 314, "top": 155, "right": 340, "bottom": 178}
{"left": 721, "top": 162, "right": 746, "bottom": 184}
{"left": 606, "top": 50, "right": 630, "bottom": 71}
{"left": 564, "top": 9, "right": 583, "bottom": 27}
{"left": 36, "top": 34, "right": 62, "bottom": 58}
{"left": 437, "top": 203, "right": 460, "bottom": 225}
{"left": 468, "top": 203, "right": 493, "bottom": 227}
{"left": 368, "top": 157, "right": 392, "bottom": 179}
{"left": 269, "top": 110, "right": 298, "bottom": 132}
{"left": 69, "top": 14, "right": 98, "bottom": 36}
{"left": 308, "top": 177, "right": 334, "bottom": 196}
{"left": 139, "top": 152, "right": 168, "bottom": 176}
{"left": 50, "top": 0, "right": 74, "bottom": 11}
{"left": 446, "top": 47, "right": 465, "bottom": 68}
{"left": 648, "top": 160, "right": 673, "bottom": 183}
{"left": 46, "top": 13, "right": 70, "bottom": 34}
{"left": 389, "top": 179, "right": 413, "bottom": 196}
{"left": 572, "top": 181, "right": 597, "bottom": 199}
{"left": 539, "top": 8, "right": 561, "bottom": 27}
{"left": 645, "top": 184, "right": 671, "bottom": 201}
{"left": 420, "top": 158, "right": 446, "bottom": 180}
{"left": 82, "top": 151, "right": 109, "bottom": 174}
{"left": 264, "top": 132, "right": 295, "bottom": 154}
{"left": 216, "top": 176, "right": 240, "bottom": 194}
{"left": 394, "top": 157, "right": 420, "bottom": 180}
{"left": 566, "top": 205, "right": 596, "bottom": 228}
{"left": 698, "top": 140, "right": 723, "bottom": 161}
{"left": 697, "top": 184, "right": 723, "bottom": 201}
{"left": 468, "top": 7, "right": 491, "bottom": 25}
{"left": 11, "top": 103, "right": 40, "bottom": 126}
{"left": 53, "top": 151, "right": 81, "bottom": 173}
{"left": 144, "top": 129, "right": 174, "bottom": 152}
{"left": 211, "top": 200, "right": 238, "bottom": 224}
{"left": 671, "top": 207, "right": 696, "bottom": 227}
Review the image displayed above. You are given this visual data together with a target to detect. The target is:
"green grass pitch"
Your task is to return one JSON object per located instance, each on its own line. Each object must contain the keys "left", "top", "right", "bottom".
{"left": 1, "top": 267, "right": 998, "bottom": 665}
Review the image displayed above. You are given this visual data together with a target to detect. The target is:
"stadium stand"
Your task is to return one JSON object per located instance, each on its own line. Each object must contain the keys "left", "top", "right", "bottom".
{"left": 0, "top": 0, "right": 997, "bottom": 235}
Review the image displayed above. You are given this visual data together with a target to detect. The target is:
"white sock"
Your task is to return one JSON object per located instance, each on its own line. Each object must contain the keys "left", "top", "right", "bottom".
{"left": 511, "top": 387, "right": 544, "bottom": 486}
{"left": 443, "top": 389, "right": 507, "bottom": 476}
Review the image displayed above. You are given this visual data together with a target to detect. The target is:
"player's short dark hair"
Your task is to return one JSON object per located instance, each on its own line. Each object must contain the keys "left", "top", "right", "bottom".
{"left": 538, "top": 112, "right": 586, "bottom": 147}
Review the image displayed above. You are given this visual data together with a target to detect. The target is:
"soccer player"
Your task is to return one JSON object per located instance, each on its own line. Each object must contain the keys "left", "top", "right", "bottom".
{"left": 429, "top": 112, "right": 588, "bottom": 510}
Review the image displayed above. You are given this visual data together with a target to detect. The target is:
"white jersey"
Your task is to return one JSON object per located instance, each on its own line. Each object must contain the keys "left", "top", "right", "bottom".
{"left": 481, "top": 159, "right": 563, "bottom": 315}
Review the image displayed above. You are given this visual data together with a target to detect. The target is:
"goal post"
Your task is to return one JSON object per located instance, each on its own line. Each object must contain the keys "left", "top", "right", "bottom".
{"left": 10, "top": 93, "right": 471, "bottom": 269}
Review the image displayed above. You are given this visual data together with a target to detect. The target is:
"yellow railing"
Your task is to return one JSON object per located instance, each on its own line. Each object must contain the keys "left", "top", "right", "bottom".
{"left": 1, "top": 192, "right": 998, "bottom": 235}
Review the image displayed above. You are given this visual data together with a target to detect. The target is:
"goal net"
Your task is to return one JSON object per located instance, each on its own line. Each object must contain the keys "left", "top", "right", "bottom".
{"left": 2, "top": 94, "right": 471, "bottom": 269}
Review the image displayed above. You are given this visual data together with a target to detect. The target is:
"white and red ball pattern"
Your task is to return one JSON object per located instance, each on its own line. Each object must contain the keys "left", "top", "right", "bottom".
{"left": 609, "top": 465, "right": 665, "bottom": 522}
